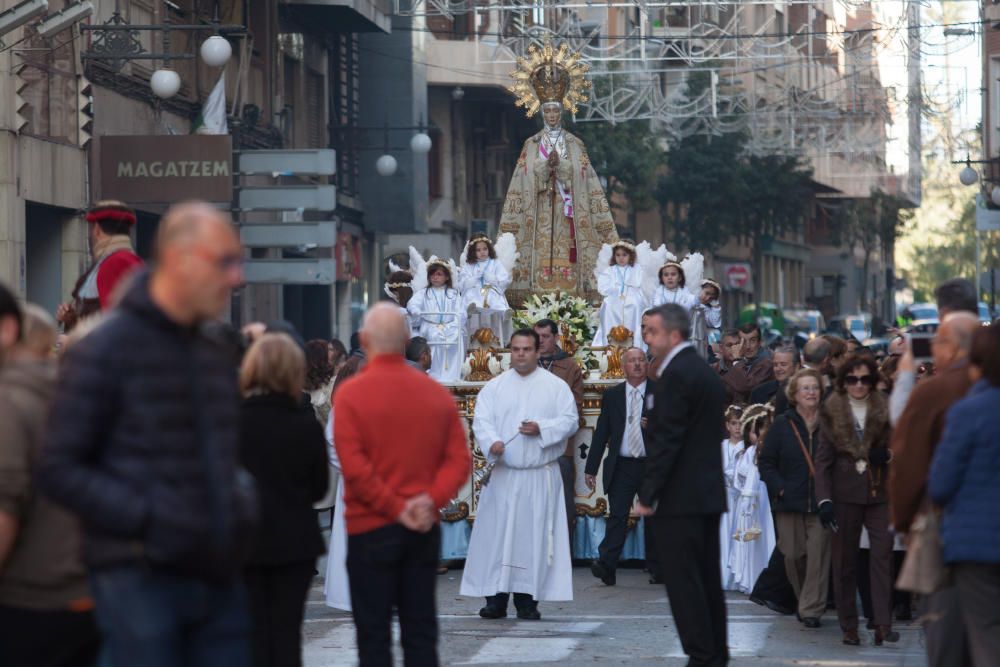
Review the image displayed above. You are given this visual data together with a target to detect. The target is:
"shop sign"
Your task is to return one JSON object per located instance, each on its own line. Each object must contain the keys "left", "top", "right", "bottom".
{"left": 99, "top": 135, "right": 232, "bottom": 205}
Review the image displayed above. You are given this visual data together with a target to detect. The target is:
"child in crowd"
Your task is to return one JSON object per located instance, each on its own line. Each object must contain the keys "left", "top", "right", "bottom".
{"left": 720, "top": 404, "right": 745, "bottom": 590}
{"left": 593, "top": 240, "right": 648, "bottom": 349}
{"left": 728, "top": 404, "right": 777, "bottom": 594}
{"left": 650, "top": 261, "right": 697, "bottom": 312}
{"left": 407, "top": 261, "right": 466, "bottom": 382}
{"left": 692, "top": 278, "right": 723, "bottom": 358}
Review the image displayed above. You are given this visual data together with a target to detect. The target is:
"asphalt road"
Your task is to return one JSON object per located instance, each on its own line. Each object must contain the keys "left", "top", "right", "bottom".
{"left": 303, "top": 564, "right": 929, "bottom": 666}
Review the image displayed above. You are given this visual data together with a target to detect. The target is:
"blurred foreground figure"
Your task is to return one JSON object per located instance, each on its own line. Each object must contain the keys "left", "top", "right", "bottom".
{"left": 41, "top": 202, "right": 256, "bottom": 667}
{"left": 334, "top": 303, "right": 470, "bottom": 667}
{"left": 0, "top": 293, "right": 102, "bottom": 667}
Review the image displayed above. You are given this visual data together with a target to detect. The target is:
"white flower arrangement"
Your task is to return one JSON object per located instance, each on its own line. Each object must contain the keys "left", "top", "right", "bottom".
{"left": 512, "top": 292, "right": 600, "bottom": 368}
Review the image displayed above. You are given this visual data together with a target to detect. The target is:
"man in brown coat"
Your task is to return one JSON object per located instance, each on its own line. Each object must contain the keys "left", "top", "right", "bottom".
{"left": 889, "top": 311, "right": 978, "bottom": 667}
{"left": 0, "top": 302, "right": 99, "bottom": 666}
{"left": 534, "top": 319, "right": 584, "bottom": 548}
{"left": 713, "top": 324, "right": 775, "bottom": 404}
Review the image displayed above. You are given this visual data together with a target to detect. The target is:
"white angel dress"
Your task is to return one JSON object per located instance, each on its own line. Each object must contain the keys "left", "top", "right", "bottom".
{"left": 407, "top": 285, "right": 466, "bottom": 382}
{"left": 592, "top": 262, "right": 647, "bottom": 349}
{"left": 323, "top": 411, "right": 351, "bottom": 612}
{"left": 458, "top": 259, "right": 512, "bottom": 345}
{"left": 719, "top": 438, "right": 744, "bottom": 591}
{"left": 650, "top": 285, "right": 697, "bottom": 312}
{"left": 727, "top": 445, "right": 777, "bottom": 594}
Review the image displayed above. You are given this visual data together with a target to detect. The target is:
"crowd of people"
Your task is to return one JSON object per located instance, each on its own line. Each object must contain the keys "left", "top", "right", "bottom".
{"left": 0, "top": 198, "right": 997, "bottom": 667}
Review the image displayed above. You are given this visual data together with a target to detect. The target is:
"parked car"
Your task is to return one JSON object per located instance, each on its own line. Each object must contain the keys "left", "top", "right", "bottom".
{"left": 978, "top": 302, "right": 994, "bottom": 324}
{"left": 904, "top": 319, "right": 940, "bottom": 335}
{"left": 784, "top": 308, "right": 826, "bottom": 337}
{"left": 902, "top": 302, "right": 938, "bottom": 322}
{"left": 829, "top": 313, "right": 871, "bottom": 341}
{"left": 737, "top": 303, "right": 786, "bottom": 334}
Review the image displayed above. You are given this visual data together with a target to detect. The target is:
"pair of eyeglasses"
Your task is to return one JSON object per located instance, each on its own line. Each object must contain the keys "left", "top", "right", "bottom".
{"left": 845, "top": 375, "right": 874, "bottom": 386}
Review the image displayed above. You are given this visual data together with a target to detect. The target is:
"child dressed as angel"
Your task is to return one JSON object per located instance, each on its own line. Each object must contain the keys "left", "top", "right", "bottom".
{"left": 592, "top": 239, "right": 648, "bottom": 349}
{"left": 407, "top": 259, "right": 467, "bottom": 382}
{"left": 728, "top": 404, "right": 777, "bottom": 594}
{"left": 457, "top": 234, "right": 516, "bottom": 345}
{"left": 650, "top": 260, "right": 697, "bottom": 312}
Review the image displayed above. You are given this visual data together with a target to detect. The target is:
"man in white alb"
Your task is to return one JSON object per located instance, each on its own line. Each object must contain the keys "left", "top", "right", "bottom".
{"left": 461, "top": 329, "right": 579, "bottom": 620}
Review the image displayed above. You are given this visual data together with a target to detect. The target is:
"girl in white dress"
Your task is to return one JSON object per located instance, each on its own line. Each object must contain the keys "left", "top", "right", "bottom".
{"left": 720, "top": 405, "right": 745, "bottom": 591}
{"left": 592, "top": 240, "right": 648, "bottom": 349}
{"left": 650, "top": 261, "right": 697, "bottom": 313}
{"left": 457, "top": 235, "right": 511, "bottom": 344}
{"left": 407, "top": 261, "right": 467, "bottom": 382}
{"left": 728, "top": 404, "right": 777, "bottom": 594}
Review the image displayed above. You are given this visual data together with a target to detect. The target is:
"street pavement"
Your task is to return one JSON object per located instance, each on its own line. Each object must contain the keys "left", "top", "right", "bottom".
{"left": 303, "top": 564, "right": 929, "bottom": 666}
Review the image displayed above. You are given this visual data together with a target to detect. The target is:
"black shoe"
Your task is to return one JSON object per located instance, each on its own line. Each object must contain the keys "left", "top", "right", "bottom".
{"left": 590, "top": 560, "right": 616, "bottom": 586}
{"left": 479, "top": 605, "right": 506, "bottom": 619}
{"left": 516, "top": 606, "right": 541, "bottom": 620}
{"left": 802, "top": 617, "right": 821, "bottom": 628}
{"left": 763, "top": 600, "right": 795, "bottom": 616}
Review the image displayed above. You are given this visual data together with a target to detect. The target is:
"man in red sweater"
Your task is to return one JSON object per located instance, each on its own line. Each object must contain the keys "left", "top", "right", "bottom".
{"left": 335, "top": 302, "right": 470, "bottom": 667}
{"left": 56, "top": 200, "right": 143, "bottom": 331}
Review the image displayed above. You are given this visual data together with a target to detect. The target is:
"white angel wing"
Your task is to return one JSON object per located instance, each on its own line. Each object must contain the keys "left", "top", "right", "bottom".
{"left": 447, "top": 257, "right": 459, "bottom": 286}
{"left": 594, "top": 243, "right": 613, "bottom": 284}
{"left": 635, "top": 241, "right": 658, "bottom": 301}
{"left": 388, "top": 258, "right": 404, "bottom": 274}
{"left": 494, "top": 233, "right": 520, "bottom": 273}
{"left": 409, "top": 246, "right": 428, "bottom": 293}
{"left": 681, "top": 252, "right": 705, "bottom": 297}
{"left": 459, "top": 239, "right": 471, "bottom": 269}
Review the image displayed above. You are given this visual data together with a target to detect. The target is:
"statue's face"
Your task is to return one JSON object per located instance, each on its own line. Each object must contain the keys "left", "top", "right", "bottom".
{"left": 542, "top": 104, "right": 562, "bottom": 128}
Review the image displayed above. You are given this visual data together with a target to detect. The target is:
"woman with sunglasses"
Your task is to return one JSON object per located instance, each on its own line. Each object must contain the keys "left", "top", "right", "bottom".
{"left": 814, "top": 354, "right": 898, "bottom": 647}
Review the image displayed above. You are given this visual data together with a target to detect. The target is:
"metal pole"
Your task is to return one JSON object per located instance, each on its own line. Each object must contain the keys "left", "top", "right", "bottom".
{"left": 976, "top": 229, "right": 981, "bottom": 303}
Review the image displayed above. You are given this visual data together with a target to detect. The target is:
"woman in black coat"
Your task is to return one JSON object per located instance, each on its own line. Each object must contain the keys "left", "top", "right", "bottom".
{"left": 758, "top": 368, "right": 832, "bottom": 629}
{"left": 239, "top": 333, "right": 330, "bottom": 667}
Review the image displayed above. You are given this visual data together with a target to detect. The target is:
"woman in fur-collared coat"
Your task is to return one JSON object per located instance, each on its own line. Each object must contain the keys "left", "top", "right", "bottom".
{"left": 815, "top": 354, "right": 898, "bottom": 648}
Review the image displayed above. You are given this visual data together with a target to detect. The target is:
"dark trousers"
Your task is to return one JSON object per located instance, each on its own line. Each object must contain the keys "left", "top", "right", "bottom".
{"left": 652, "top": 513, "right": 729, "bottom": 667}
{"left": 750, "top": 547, "right": 797, "bottom": 614}
{"left": 831, "top": 502, "right": 892, "bottom": 631}
{"left": 347, "top": 523, "right": 440, "bottom": 667}
{"left": 558, "top": 455, "right": 576, "bottom": 552}
{"left": 858, "top": 550, "right": 910, "bottom": 622}
{"left": 921, "top": 585, "right": 969, "bottom": 667}
{"left": 0, "top": 604, "right": 101, "bottom": 667}
{"left": 954, "top": 563, "right": 1000, "bottom": 667}
{"left": 598, "top": 457, "right": 644, "bottom": 571}
{"left": 89, "top": 566, "right": 251, "bottom": 667}
{"left": 245, "top": 561, "right": 315, "bottom": 667}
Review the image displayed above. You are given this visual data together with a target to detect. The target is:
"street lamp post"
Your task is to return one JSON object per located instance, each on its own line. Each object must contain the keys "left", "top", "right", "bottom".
{"left": 953, "top": 154, "right": 1000, "bottom": 300}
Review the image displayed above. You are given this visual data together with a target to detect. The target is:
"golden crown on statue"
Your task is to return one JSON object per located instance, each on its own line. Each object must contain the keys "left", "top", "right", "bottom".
{"left": 508, "top": 39, "right": 591, "bottom": 117}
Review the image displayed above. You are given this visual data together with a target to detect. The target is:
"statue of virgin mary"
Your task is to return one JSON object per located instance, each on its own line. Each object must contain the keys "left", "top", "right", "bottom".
{"left": 499, "top": 40, "right": 619, "bottom": 305}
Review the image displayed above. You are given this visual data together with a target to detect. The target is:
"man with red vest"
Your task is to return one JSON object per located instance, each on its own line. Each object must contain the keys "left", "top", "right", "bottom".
{"left": 56, "top": 200, "right": 143, "bottom": 331}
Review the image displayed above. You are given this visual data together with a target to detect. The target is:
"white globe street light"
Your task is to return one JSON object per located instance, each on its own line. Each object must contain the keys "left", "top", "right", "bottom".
{"left": 376, "top": 154, "right": 398, "bottom": 177}
{"left": 151, "top": 69, "right": 181, "bottom": 99}
{"left": 410, "top": 132, "right": 432, "bottom": 154}
{"left": 200, "top": 35, "right": 232, "bottom": 67}
{"left": 991, "top": 186, "right": 1000, "bottom": 207}
{"left": 959, "top": 165, "right": 978, "bottom": 186}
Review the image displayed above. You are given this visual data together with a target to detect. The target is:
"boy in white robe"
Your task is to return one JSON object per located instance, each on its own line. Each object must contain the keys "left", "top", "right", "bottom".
{"left": 460, "top": 329, "right": 579, "bottom": 620}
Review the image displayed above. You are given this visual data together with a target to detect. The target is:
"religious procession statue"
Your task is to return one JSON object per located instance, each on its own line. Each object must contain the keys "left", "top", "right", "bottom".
{"left": 500, "top": 40, "right": 619, "bottom": 305}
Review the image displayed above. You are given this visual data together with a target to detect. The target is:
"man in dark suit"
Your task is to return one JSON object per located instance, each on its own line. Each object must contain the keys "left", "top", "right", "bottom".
{"left": 636, "top": 304, "right": 729, "bottom": 667}
{"left": 585, "top": 348, "right": 655, "bottom": 586}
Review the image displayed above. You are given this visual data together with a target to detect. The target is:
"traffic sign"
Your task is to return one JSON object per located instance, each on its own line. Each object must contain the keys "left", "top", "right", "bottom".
{"left": 725, "top": 263, "right": 751, "bottom": 289}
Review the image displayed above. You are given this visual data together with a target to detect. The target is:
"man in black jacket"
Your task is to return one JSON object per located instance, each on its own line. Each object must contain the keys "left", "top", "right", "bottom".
{"left": 41, "top": 203, "right": 255, "bottom": 667}
{"left": 585, "top": 348, "right": 655, "bottom": 586}
{"left": 636, "top": 304, "right": 729, "bottom": 667}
